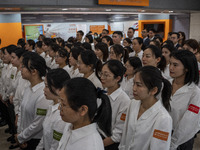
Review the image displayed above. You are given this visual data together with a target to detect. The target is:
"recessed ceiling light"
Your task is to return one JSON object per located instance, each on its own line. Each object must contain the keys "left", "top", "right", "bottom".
{"left": 169, "top": 11, "right": 173, "bottom": 13}
{"left": 62, "top": 8, "right": 68, "bottom": 11}
{"left": 105, "top": 9, "right": 111, "bottom": 11}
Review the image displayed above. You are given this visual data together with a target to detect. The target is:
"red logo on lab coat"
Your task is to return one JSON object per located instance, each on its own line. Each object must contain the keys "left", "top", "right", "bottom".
{"left": 153, "top": 129, "right": 169, "bottom": 141}
{"left": 120, "top": 113, "right": 126, "bottom": 121}
{"left": 188, "top": 104, "right": 200, "bottom": 114}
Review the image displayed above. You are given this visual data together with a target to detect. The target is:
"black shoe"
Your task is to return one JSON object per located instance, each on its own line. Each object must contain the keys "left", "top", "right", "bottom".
{"left": 9, "top": 144, "right": 19, "bottom": 149}
{"left": 7, "top": 135, "right": 14, "bottom": 142}
{"left": 0, "top": 120, "right": 7, "bottom": 127}
{"left": 10, "top": 138, "right": 16, "bottom": 144}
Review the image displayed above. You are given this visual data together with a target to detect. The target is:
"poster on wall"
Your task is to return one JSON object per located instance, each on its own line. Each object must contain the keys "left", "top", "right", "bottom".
{"left": 98, "top": 0, "right": 149, "bottom": 6}
{"left": 76, "top": 24, "right": 87, "bottom": 35}
{"left": 90, "top": 25, "right": 105, "bottom": 34}
{"left": 24, "top": 25, "right": 44, "bottom": 42}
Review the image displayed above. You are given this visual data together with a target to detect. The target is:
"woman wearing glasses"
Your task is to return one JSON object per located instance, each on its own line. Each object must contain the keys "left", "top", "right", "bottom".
{"left": 100, "top": 60, "right": 130, "bottom": 150}
{"left": 36, "top": 68, "right": 70, "bottom": 150}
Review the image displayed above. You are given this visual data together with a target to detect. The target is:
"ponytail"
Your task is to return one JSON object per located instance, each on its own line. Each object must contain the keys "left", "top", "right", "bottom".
{"left": 93, "top": 88, "right": 112, "bottom": 137}
{"left": 158, "top": 55, "right": 167, "bottom": 72}
{"left": 161, "top": 78, "right": 172, "bottom": 111}
{"left": 95, "top": 59, "right": 103, "bottom": 80}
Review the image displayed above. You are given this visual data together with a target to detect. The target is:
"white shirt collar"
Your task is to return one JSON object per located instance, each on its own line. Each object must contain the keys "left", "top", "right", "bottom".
{"left": 31, "top": 82, "right": 44, "bottom": 93}
{"left": 109, "top": 87, "right": 122, "bottom": 101}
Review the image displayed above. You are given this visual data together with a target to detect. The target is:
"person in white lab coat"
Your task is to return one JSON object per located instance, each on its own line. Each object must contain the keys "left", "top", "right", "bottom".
{"left": 121, "top": 56, "right": 142, "bottom": 99}
{"left": 119, "top": 66, "right": 172, "bottom": 150}
{"left": 161, "top": 44, "right": 175, "bottom": 80}
{"left": 142, "top": 45, "right": 167, "bottom": 79}
{"left": 100, "top": 60, "right": 131, "bottom": 150}
{"left": 77, "top": 50, "right": 102, "bottom": 88}
{"left": 68, "top": 47, "right": 84, "bottom": 78}
{"left": 42, "top": 38, "right": 52, "bottom": 67}
{"left": 129, "top": 37, "right": 144, "bottom": 60}
{"left": 57, "top": 77, "right": 112, "bottom": 150}
{"left": 169, "top": 50, "right": 200, "bottom": 150}
{"left": 48, "top": 43, "right": 59, "bottom": 69}
{"left": 94, "top": 42, "right": 109, "bottom": 64}
{"left": 36, "top": 68, "right": 70, "bottom": 150}
{"left": 15, "top": 52, "right": 52, "bottom": 150}
{"left": 55, "top": 48, "right": 70, "bottom": 74}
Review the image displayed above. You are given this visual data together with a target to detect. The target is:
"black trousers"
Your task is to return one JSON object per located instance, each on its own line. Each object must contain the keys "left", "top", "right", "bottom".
{"left": 177, "top": 137, "right": 195, "bottom": 150}
{"left": 0, "top": 100, "right": 9, "bottom": 124}
{"left": 7, "top": 101, "right": 16, "bottom": 135}
{"left": 23, "top": 139, "right": 40, "bottom": 150}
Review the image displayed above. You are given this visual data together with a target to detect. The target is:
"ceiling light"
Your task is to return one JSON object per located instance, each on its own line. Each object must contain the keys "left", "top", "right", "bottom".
{"left": 169, "top": 11, "right": 173, "bottom": 13}
{"left": 62, "top": 8, "right": 68, "bottom": 11}
{"left": 106, "top": 9, "right": 111, "bottom": 12}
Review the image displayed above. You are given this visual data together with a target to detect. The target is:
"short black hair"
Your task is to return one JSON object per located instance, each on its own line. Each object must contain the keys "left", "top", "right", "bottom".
{"left": 113, "top": 31, "right": 123, "bottom": 38}
{"left": 17, "top": 38, "right": 26, "bottom": 48}
{"left": 102, "top": 29, "right": 109, "bottom": 34}
{"left": 171, "top": 32, "right": 180, "bottom": 39}
{"left": 102, "top": 36, "right": 113, "bottom": 46}
{"left": 127, "top": 56, "right": 142, "bottom": 70}
{"left": 85, "top": 34, "right": 93, "bottom": 43}
{"left": 43, "top": 38, "right": 53, "bottom": 46}
{"left": 36, "top": 41, "right": 43, "bottom": 48}
{"left": 70, "top": 47, "right": 84, "bottom": 60}
{"left": 128, "top": 27, "right": 135, "bottom": 32}
{"left": 149, "top": 28, "right": 156, "bottom": 33}
{"left": 77, "top": 30, "right": 84, "bottom": 36}
{"left": 27, "top": 39, "right": 35, "bottom": 49}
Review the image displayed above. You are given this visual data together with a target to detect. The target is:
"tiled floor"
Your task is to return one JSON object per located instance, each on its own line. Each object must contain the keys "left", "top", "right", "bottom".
{"left": 0, "top": 125, "right": 199, "bottom": 150}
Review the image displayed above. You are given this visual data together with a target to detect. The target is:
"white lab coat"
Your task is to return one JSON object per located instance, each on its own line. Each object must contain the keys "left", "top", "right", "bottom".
{"left": 17, "top": 82, "right": 53, "bottom": 143}
{"left": 44, "top": 54, "right": 51, "bottom": 68}
{"left": 169, "top": 82, "right": 200, "bottom": 150}
{"left": 63, "top": 65, "right": 71, "bottom": 75}
{"left": 36, "top": 103, "right": 67, "bottom": 150}
{"left": 68, "top": 67, "right": 83, "bottom": 78}
{"left": 121, "top": 77, "right": 134, "bottom": 99}
{"left": 119, "top": 99, "right": 172, "bottom": 150}
{"left": 162, "top": 64, "right": 172, "bottom": 81}
{"left": 108, "top": 87, "right": 131, "bottom": 143}
{"left": 49, "top": 59, "right": 59, "bottom": 69}
{"left": 87, "top": 72, "right": 102, "bottom": 88}
{"left": 129, "top": 50, "right": 143, "bottom": 61}
{"left": 57, "top": 123, "right": 104, "bottom": 150}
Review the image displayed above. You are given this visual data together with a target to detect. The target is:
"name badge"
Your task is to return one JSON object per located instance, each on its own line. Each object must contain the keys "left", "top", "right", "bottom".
{"left": 53, "top": 130, "right": 63, "bottom": 141}
{"left": 120, "top": 113, "right": 126, "bottom": 121}
{"left": 36, "top": 108, "right": 47, "bottom": 116}
{"left": 153, "top": 129, "right": 169, "bottom": 141}
{"left": 188, "top": 104, "right": 200, "bottom": 114}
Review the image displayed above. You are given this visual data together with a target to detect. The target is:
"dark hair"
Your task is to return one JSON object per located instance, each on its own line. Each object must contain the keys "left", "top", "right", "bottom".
{"left": 161, "top": 44, "right": 175, "bottom": 53}
{"left": 155, "top": 36, "right": 163, "bottom": 44}
{"left": 150, "top": 39, "right": 161, "bottom": 49}
{"left": 17, "top": 38, "right": 26, "bottom": 49}
{"left": 111, "top": 44, "right": 129, "bottom": 64}
{"left": 162, "top": 40, "right": 174, "bottom": 48}
{"left": 103, "top": 60, "right": 125, "bottom": 83}
{"left": 65, "top": 43, "right": 73, "bottom": 50}
{"left": 171, "top": 32, "right": 180, "bottom": 39}
{"left": 128, "top": 27, "right": 135, "bottom": 32}
{"left": 73, "top": 42, "right": 82, "bottom": 48}
{"left": 184, "top": 39, "right": 200, "bottom": 52}
{"left": 178, "top": 31, "right": 186, "bottom": 46}
{"left": 62, "top": 77, "right": 112, "bottom": 136}
{"left": 168, "top": 32, "right": 172, "bottom": 36}
{"left": 102, "top": 36, "right": 114, "bottom": 46}
{"left": 38, "top": 34, "right": 46, "bottom": 41}
{"left": 127, "top": 56, "right": 142, "bottom": 71}
{"left": 3, "top": 45, "right": 17, "bottom": 54}
{"left": 85, "top": 34, "right": 93, "bottom": 43}
{"left": 95, "top": 42, "right": 109, "bottom": 62}
{"left": 144, "top": 45, "right": 166, "bottom": 72}
{"left": 133, "top": 37, "right": 146, "bottom": 50}
{"left": 67, "top": 37, "right": 76, "bottom": 44}
{"left": 46, "top": 68, "right": 70, "bottom": 95}
{"left": 36, "top": 41, "right": 43, "bottom": 48}
{"left": 27, "top": 40, "right": 35, "bottom": 49}
{"left": 170, "top": 50, "right": 199, "bottom": 85}
{"left": 77, "top": 30, "right": 84, "bottom": 36}
{"left": 57, "top": 48, "right": 69, "bottom": 65}
{"left": 81, "top": 42, "right": 92, "bottom": 51}
{"left": 102, "top": 29, "right": 109, "bottom": 34}
{"left": 22, "top": 52, "right": 49, "bottom": 78}
{"left": 79, "top": 50, "right": 102, "bottom": 79}
{"left": 134, "top": 66, "right": 172, "bottom": 111}
{"left": 50, "top": 43, "right": 60, "bottom": 53}
{"left": 70, "top": 47, "right": 84, "bottom": 60}
{"left": 13, "top": 48, "right": 25, "bottom": 58}
{"left": 43, "top": 38, "right": 53, "bottom": 46}
{"left": 124, "top": 46, "right": 133, "bottom": 53}
{"left": 113, "top": 31, "right": 123, "bottom": 38}
{"left": 56, "top": 37, "right": 65, "bottom": 48}
{"left": 149, "top": 28, "right": 156, "bottom": 33}
{"left": 123, "top": 38, "right": 132, "bottom": 45}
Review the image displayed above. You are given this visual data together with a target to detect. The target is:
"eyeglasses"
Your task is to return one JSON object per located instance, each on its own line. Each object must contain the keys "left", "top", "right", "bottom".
{"left": 99, "top": 72, "right": 113, "bottom": 79}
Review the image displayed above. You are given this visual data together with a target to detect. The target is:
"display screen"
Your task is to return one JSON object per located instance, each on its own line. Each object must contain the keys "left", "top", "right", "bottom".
{"left": 24, "top": 25, "right": 44, "bottom": 42}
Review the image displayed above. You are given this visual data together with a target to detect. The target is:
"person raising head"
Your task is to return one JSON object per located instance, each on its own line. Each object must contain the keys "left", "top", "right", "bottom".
{"left": 16, "top": 52, "right": 52, "bottom": 150}
{"left": 121, "top": 57, "right": 142, "bottom": 99}
{"left": 100, "top": 60, "right": 130, "bottom": 149}
{"left": 112, "top": 31, "right": 123, "bottom": 45}
{"left": 78, "top": 50, "right": 102, "bottom": 88}
{"left": 119, "top": 66, "right": 172, "bottom": 150}
{"left": 169, "top": 50, "right": 200, "bottom": 149}
{"left": 36, "top": 68, "right": 70, "bottom": 150}
{"left": 57, "top": 77, "right": 112, "bottom": 150}
{"left": 102, "top": 29, "right": 109, "bottom": 37}
{"left": 130, "top": 37, "right": 144, "bottom": 60}
{"left": 127, "top": 27, "right": 135, "bottom": 40}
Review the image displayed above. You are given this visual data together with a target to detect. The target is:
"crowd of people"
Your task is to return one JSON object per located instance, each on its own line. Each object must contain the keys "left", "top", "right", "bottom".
{"left": 0, "top": 27, "right": 200, "bottom": 150}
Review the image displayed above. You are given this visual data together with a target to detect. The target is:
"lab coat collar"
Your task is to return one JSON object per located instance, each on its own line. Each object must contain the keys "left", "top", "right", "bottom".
{"left": 87, "top": 72, "right": 95, "bottom": 80}
{"left": 51, "top": 103, "right": 59, "bottom": 112}
{"left": 31, "top": 82, "right": 44, "bottom": 93}
{"left": 109, "top": 87, "right": 122, "bottom": 102}
{"left": 70, "top": 123, "right": 97, "bottom": 144}
{"left": 139, "top": 100, "right": 162, "bottom": 120}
